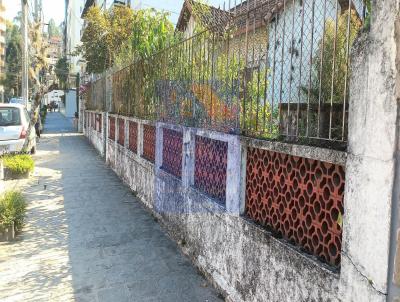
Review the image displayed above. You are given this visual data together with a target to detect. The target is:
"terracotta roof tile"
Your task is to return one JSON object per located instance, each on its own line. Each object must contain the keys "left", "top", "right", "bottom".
{"left": 176, "top": 0, "right": 234, "bottom": 32}
{"left": 176, "top": 0, "right": 284, "bottom": 33}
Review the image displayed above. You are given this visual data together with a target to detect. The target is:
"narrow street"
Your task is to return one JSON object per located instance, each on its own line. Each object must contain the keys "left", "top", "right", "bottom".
{"left": 0, "top": 113, "right": 221, "bottom": 302}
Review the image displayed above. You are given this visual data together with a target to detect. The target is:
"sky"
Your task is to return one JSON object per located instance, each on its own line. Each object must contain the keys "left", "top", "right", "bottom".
{"left": 3, "top": 0, "right": 225, "bottom": 26}
{"left": 137, "top": 0, "right": 224, "bottom": 25}
{"left": 4, "top": 0, "right": 65, "bottom": 25}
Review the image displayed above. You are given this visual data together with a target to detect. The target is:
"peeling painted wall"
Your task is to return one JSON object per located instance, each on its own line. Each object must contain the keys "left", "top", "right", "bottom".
{"left": 85, "top": 110, "right": 105, "bottom": 157}
{"left": 84, "top": 113, "right": 352, "bottom": 301}
{"left": 83, "top": 107, "right": 397, "bottom": 301}
{"left": 104, "top": 114, "right": 155, "bottom": 210}
{"left": 80, "top": 2, "right": 399, "bottom": 297}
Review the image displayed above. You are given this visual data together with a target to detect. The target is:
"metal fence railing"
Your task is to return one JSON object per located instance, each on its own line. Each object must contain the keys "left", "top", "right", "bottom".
{"left": 85, "top": 0, "right": 367, "bottom": 149}
{"left": 85, "top": 77, "right": 107, "bottom": 111}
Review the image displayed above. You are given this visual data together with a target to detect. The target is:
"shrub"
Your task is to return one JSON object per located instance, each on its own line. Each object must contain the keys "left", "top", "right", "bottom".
{"left": 40, "top": 107, "right": 47, "bottom": 124}
{"left": 0, "top": 191, "right": 27, "bottom": 232}
{"left": 1, "top": 154, "right": 34, "bottom": 175}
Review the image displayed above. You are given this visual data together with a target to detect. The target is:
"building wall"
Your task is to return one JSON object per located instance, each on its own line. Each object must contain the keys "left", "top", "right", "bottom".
{"left": 63, "top": 90, "right": 77, "bottom": 117}
{"left": 265, "top": 0, "right": 364, "bottom": 105}
{"left": 265, "top": 0, "right": 336, "bottom": 105}
{"left": 65, "top": 0, "right": 84, "bottom": 76}
{"left": 184, "top": 15, "right": 196, "bottom": 40}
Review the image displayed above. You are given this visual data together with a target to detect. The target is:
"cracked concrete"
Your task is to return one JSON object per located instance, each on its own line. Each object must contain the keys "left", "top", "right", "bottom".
{"left": 0, "top": 113, "right": 221, "bottom": 302}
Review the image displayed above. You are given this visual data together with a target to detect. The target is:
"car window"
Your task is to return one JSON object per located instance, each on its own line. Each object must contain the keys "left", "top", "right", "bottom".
{"left": 0, "top": 107, "right": 21, "bottom": 126}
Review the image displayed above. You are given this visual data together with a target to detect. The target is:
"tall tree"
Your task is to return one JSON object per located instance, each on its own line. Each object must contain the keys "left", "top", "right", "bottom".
{"left": 79, "top": 6, "right": 134, "bottom": 74}
{"left": 47, "top": 18, "right": 61, "bottom": 38}
{"left": 1, "top": 21, "right": 22, "bottom": 98}
{"left": 29, "top": 21, "right": 49, "bottom": 92}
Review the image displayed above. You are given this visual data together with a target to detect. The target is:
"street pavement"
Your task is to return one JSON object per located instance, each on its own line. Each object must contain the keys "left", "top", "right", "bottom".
{"left": 0, "top": 112, "right": 222, "bottom": 302}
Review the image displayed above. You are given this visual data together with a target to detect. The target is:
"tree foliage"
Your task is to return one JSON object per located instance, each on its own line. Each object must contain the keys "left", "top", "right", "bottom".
{"left": 47, "top": 19, "right": 61, "bottom": 38}
{"left": 1, "top": 15, "right": 49, "bottom": 99}
{"left": 115, "top": 8, "right": 175, "bottom": 65}
{"left": 1, "top": 21, "right": 22, "bottom": 98}
{"left": 55, "top": 57, "right": 69, "bottom": 89}
{"left": 79, "top": 6, "right": 175, "bottom": 74}
{"left": 29, "top": 21, "right": 49, "bottom": 93}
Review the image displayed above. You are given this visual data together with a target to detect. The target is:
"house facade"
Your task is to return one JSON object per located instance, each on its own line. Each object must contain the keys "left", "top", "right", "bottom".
{"left": 175, "top": 0, "right": 365, "bottom": 139}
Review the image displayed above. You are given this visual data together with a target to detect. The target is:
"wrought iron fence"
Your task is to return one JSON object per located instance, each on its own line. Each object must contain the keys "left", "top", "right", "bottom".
{"left": 88, "top": 0, "right": 367, "bottom": 148}
{"left": 86, "top": 77, "right": 107, "bottom": 111}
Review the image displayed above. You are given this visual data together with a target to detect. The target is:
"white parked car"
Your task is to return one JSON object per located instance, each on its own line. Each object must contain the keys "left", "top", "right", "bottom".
{"left": 9, "top": 98, "right": 31, "bottom": 112}
{"left": 9, "top": 97, "right": 24, "bottom": 105}
{"left": 0, "top": 104, "right": 36, "bottom": 154}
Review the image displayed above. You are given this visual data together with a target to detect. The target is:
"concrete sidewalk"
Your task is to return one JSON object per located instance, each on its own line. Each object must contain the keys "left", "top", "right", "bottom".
{"left": 0, "top": 113, "right": 221, "bottom": 301}
{"left": 43, "top": 112, "right": 75, "bottom": 134}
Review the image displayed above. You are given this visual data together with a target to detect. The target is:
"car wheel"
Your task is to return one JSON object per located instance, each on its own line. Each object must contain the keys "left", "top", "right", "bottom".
{"left": 31, "top": 146, "right": 36, "bottom": 155}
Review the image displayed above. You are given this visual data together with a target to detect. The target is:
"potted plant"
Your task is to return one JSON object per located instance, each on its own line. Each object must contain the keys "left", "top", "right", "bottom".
{"left": 0, "top": 191, "right": 27, "bottom": 241}
{"left": 1, "top": 154, "right": 34, "bottom": 180}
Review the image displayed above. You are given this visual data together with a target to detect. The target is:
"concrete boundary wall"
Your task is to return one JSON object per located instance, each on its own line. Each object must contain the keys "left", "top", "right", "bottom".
{"left": 79, "top": 3, "right": 400, "bottom": 301}
{"left": 83, "top": 111, "right": 376, "bottom": 301}
{"left": 83, "top": 110, "right": 393, "bottom": 301}
{"left": 106, "top": 114, "right": 156, "bottom": 209}
{"left": 85, "top": 6, "right": 400, "bottom": 277}
{"left": 84, "top": 110, "right": 106, "bottom": 157}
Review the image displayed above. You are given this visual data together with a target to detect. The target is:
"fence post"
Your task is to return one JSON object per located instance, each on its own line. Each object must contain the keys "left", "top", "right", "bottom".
{"left": 106, "top": 70, "right": 113, "bottom": 113}
{"left": 81, "top": 108, "right": 85, "bottom": 135}
{"left": 239, "top": 143, "right": 247, "bottom": 215}
{"left": 155, "top": 123, "right": 164, "bottom": 172}
{"left": 341, "top": 1, "right": 400, "bottom": 300}
{"left": 103, "top": 112, "right": 107, "bottom": 159}
{"left": 138, "top": 122, "right": 144, "bottom": 158}
{"left": 181, "top": 127, "right": 195, "bottom": 189}
{"left": 225, "top": 136, "right": 244, "bottom": 215}
{"left": 124, "top": 118, "right": 128, "bottom": 148}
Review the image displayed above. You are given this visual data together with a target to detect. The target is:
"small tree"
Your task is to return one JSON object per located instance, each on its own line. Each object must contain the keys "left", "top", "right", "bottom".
{"left": 55, "top": 57, "right": 69, "bottom": 89}
{"left": 47, "top": 19, "right": 61, "bottom": 38}
{"left": 115, "top": 8, "right": 175, "bottom": 65}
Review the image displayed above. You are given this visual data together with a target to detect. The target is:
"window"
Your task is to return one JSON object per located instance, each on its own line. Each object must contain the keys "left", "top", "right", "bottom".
{"left": 0, "top": 108, "right": 21, "bottom": 126}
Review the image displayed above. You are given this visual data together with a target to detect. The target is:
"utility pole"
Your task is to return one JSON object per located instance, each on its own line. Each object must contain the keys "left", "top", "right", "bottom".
{"left": 34, "top": 0, "right": 38, "bottom": 21}
{"left": 21, "top": 0, "right": 29, "bottom": 106}
{"left": 34, "top": 0, "right": 41, "bottom": 22}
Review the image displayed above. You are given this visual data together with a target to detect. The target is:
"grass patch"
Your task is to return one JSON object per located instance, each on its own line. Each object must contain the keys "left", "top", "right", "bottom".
{"left": 0, "top": 191, "right": 27, "bottom": 232}
{"left": 1, "top": 154, "right": 34, "bottom": 175}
